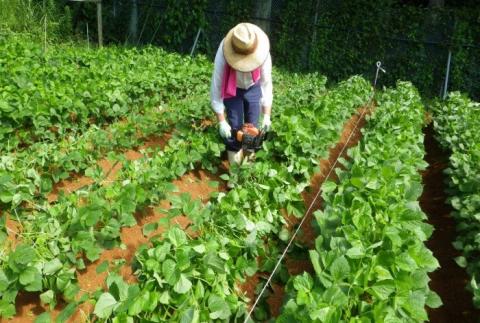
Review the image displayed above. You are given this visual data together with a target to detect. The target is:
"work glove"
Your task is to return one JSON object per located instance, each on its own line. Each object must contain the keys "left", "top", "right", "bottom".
{"left": 219, "top": 120, "right": 232, "bottom": 139}
{"left": 261, "top": 114, "right": 271, "bottom": 131}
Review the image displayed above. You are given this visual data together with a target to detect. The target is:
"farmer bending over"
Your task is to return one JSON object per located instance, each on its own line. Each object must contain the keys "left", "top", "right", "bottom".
{"left": 210, "top": 22, "right": 273, "bottom": 165}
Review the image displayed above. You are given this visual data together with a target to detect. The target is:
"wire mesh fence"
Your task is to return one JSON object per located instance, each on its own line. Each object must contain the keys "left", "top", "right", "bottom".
{"left": 76, "top": 0, "right": 480, "bottom": 100}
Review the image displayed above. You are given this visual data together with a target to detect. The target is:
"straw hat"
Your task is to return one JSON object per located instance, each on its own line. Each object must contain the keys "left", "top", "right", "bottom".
{"left": 223, "top": 23, "right": 270, "bottom": 72}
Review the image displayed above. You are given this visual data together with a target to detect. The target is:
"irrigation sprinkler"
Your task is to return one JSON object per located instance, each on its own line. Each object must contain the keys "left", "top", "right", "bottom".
{"left": 374, "top": 61, "right": 386, "bottom": 89}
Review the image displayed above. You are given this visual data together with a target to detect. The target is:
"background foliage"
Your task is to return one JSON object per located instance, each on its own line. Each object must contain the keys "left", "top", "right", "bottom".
{"left": 0, "top": 0, "right": 73, "bottom": 41}
{"left": 0, "top": 0, "right": 479, "bottom": 99}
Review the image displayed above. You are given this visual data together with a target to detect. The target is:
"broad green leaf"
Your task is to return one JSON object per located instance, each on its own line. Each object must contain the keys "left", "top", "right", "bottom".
{"left": 162, "top": 259, "right": 177, "bottom": 285}
{"left": 410, "top": 246, "right": 439, "bottom": 272}
{"left": 293, "top": 273, "right": 313, "bottom": 292}
{"left": 279, "top": 227, "right": 290, "bottom": 242}
{"left": 142, "top": 222, "right": 158, "bottom": 237}
{"left": 330, "top": 256, "right": 350, "bottom": 281}
{"left": 208, "top": 181, "right": 219, "bottom": 188}
{"left": 193, "top": 244, "right": 206, "bottom": 254}
{"left": 167, "top": 227, "right": 187, "bottom": 247}
{"left": 322, "top": 181, "right": 337, "bottom": 194}
{"left": 56, "top": 302, "right": 78, "bottom": 323}
{"left": 112, "top": 314, "right": 134, "bottom": 323}
{"left": 128, "top": 292, "right": 149, "bottom": 316}
{"left": 85, "top": 211, "right": 100, "bottom": 227}
{"left": 20, "top": 267, "right": 38, "bottom": 285}
{"left": 0, "top": 300, "right": 16, "bottom": 318}
{"left": 21, "top": 267, "right": 42, "bottom": 292}
{"left": 180, "top": 307, "right": 199, "bottom": 323}
{"left": 40, "top": 290, "right": 55, "bottom": 305}
{"left": 425, "top": 291, "right": 443, "bottom": 309}
{"left": 346, "top": 246, "right": 365, "bottom": 259}
{"left": 309, "top": 250, "right": 322, "bottom": 276}
{"left": 159, "top": 291, "right": 170, "bottom": 304}
{"left": 85, "top": 244, "right": 102, "bottom": 262}
{"left": 369, "top": 280, "right": 395, "bottom": 300}
{"left": 96, "top": 261, "right": 109, "bottom": 274}
{"left": 94, "top": 293, "right": 117, "bottom": 319}
{"left": 455, "top": 256, "right": 467, "bottom": 268}
{"left": 309, "top": 306, "right": 332, "bottom": 321}
{"left": 405, "top": 182, "right": 423, "bottom": 201}
{"left": 195, "top": 280, "right": 205, "bottom": 299}
{"left": 174, "top": 274, "right": 192, "bottom": 294}
{"left": 64, "top": 283, "right": 80, "bottom": 302}
{"left": 208, "top": 294, "right": 231, "bottom": 320}
{"left": 11, "top": 244, "right": 36, "bottom": 265}
{"left": 154, "top": 242, "right": 171, "bottom": 262}
{"left": 203, "top": 252, "right": 225, "bottom": 273}
{"left": 44, "top": 258, "right": 63, "bottom": 275}
{"left": 0, "top": 269, "right": 9, "bottom": 291}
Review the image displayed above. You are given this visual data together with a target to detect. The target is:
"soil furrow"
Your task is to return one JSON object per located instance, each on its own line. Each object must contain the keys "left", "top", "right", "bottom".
{"left": 422, "top": 125, "right": 480, "bottom": 322}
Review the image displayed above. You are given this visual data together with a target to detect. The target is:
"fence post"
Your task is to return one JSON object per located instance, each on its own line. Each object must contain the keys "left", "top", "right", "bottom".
{"left": 308, "top": 0, "right": 321, "bottom": 69}
{"left": 442, "top": 49, "right": 452, "bottom": 99}
{"left": 97, "top": 0, "right": 103, "bottom": 47}
{"left": 86, "top": 22, "right": 90, "bottom": 49}
{"left": 190, "top": 28, "right": 203, "bottom": 56}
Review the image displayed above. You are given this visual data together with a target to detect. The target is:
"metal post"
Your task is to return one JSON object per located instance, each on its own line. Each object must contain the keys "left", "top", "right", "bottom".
{"left": 442, "top": 49, "right": 452, "bottom": 100}
{"left": 308, "top": 0, "right": 321, "bottom": 69}
{"left": 190, "top": 28, "right": 202, "bottom": 56}
{"left": 86, "top": 22, "right": 90, "bottom": 49}
{"left": 44, "top": 15, "right": 48, "bottom": 52}
{"left": 97, "top": 0, "right": 103, "bottom": 47}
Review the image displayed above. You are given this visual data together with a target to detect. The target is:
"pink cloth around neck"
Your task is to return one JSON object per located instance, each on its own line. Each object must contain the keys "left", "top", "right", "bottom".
{"left": 221, "top": 64, "right": 261, "bottom": 99}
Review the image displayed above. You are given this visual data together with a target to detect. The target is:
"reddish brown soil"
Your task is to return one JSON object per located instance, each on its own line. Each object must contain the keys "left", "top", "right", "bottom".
{"left": 239, "top": 272, "right": 263, "bottom": 304}
{"left": 239, "top": 107, "right": 371, "bottom": 317}
{"left": 140, "top": 133, "right": 171, "bottom": 151}
{"left": 3, "top": 213, "right": 21, "bottom": 249}
{"left": 266, "top": 283, "right": 285, "bottom": 317}
{"left": 422, "top": 125, "right": 480, "bottom": 323}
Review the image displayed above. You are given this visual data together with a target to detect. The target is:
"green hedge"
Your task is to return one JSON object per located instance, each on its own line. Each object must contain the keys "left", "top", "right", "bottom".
{"left": 2, "top": 0, "right": 479, "bottom": 99}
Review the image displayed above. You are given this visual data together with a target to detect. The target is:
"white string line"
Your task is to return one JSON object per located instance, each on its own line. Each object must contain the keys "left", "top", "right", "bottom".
{"left": 244, "top": 103, "right": 372, "bottom": 323}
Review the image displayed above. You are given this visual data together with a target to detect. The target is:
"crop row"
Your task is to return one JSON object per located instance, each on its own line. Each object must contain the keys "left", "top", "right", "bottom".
{"left": 0, "top": 115, "right": 226, "bottom": 318}
{"left": 88, "top": 76, "right": 372, "bottom": 322}
{"left": 278, "top": 82, "right": 441, "bottom": 322}
{"left": 0, "top": 33, "right": 211, "bottom": 152}
{"left": 432, "top": 93, "right": 480, "bottom": 308}
{"left": 0, "top": 67, "right": 356, "bottom": 319}
{"left": 0, "top": 93, "right": 211, "bottom": 211}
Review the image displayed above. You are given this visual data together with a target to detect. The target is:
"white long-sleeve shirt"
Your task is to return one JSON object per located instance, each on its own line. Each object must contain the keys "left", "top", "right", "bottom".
{"left": 210, "top": 40, "right": 273, "bottom": 114}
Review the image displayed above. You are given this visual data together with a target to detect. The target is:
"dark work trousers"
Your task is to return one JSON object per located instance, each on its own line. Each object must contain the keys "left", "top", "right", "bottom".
{"left": 223, "top": 82, "right": 262, "bottom": 152}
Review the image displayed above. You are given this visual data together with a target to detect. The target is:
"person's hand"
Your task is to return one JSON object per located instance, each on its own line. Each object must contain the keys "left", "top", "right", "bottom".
{"left": 219, "top": 120, "right": 232, "bottom": 138}
{"left": 261, "top": 114, "right": 271, "bottom": 131}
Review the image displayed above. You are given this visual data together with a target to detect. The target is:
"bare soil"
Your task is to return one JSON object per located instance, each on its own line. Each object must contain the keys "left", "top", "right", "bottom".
{"left": 421, "top": 125, "right": 480, "bottom": 323}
